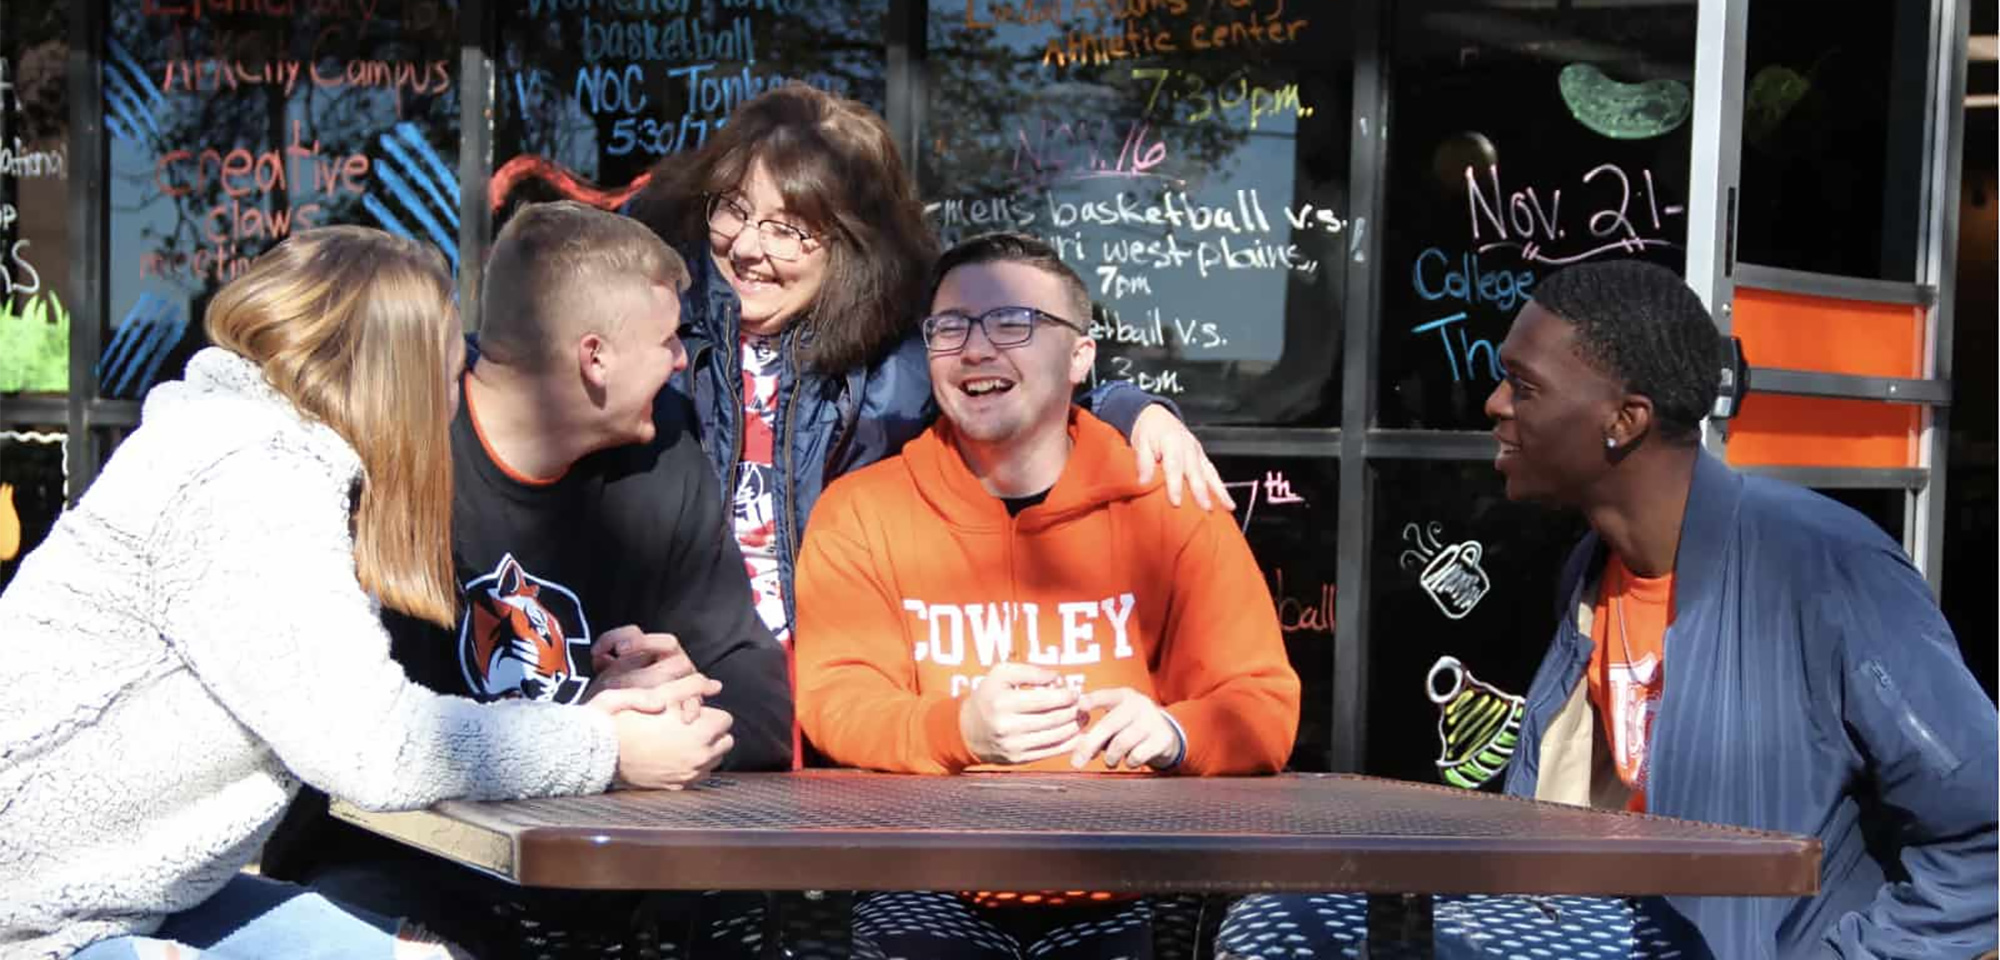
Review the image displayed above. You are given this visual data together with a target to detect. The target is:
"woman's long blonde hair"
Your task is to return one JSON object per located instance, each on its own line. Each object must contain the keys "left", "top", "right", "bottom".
{"left": 204, "top": 226, "right": 458, "bottom": 627}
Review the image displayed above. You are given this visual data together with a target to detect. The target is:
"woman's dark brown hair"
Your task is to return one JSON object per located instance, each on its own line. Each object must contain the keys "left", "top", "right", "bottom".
{"left": 628, "top": 84, "right": 937, "bottom": 373}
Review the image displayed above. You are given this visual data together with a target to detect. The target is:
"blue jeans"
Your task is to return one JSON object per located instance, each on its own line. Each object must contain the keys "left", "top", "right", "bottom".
{"left": 71, "top": 872, "right": 464, "bottom": 960}
{"left": 1217, "top": 893, "right": 1714, "bottom": 959}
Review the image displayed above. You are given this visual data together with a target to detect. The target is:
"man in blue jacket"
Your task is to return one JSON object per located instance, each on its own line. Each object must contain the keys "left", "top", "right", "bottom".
{"left": 1490, "top": 259, "right": 1996, "bottom": 958}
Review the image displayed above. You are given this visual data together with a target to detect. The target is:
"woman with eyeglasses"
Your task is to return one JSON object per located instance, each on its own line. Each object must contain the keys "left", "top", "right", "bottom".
{"left": 626, "top": 84, "right": 1229, "bottom": 679}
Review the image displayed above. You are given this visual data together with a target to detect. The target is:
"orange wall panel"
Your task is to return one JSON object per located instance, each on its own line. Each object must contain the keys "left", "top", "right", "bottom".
{"left": 1732, "top": 287, "right": 1925, "bottom": 379}
{"left": 1725, "top": 286, "right": 1925, "bottom": 469}
{"left": 1726, "top": 394, "right": 1920, "bottom": 469}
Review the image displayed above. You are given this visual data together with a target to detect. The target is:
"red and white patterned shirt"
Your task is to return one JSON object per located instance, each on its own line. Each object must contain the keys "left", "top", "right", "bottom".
{"left": 731, "top": 333, "right": 789, "bottom": 646}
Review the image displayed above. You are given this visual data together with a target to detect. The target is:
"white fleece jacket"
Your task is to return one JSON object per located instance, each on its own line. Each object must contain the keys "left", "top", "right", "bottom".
{"left": 0, "top": 348, "right": 619, "bottom": 959}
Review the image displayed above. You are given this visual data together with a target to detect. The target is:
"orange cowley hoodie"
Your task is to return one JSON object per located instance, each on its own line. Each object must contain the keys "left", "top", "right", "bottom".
{"left": 795, "top": 407, "right": 1301, "bottom": 776}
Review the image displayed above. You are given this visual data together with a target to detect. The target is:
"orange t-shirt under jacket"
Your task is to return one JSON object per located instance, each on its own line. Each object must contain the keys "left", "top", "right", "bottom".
{"left": 794, "top": 408, "right": 1302, "bottom": 776}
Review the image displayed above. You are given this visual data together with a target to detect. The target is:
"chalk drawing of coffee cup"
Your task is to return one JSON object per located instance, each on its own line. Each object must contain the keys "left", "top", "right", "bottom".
{"left": 1401, "top": 522, "right": 1492, "bottom": 620}
{"left": 1420, "top": 541, "right": 1490, "bottom": 620}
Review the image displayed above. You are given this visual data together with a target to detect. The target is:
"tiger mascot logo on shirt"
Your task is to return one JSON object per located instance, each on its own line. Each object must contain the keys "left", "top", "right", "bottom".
{"left": 457, "top": 553, "right": 591, "bottom": 704}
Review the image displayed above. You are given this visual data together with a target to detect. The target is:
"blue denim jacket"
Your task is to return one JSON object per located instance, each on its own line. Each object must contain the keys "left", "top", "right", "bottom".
{"left": 671, "top": 250, "right": 1160, "bottom": 637}
{"left": 1504, "top": 451, "right": 1997, "bottom": 959}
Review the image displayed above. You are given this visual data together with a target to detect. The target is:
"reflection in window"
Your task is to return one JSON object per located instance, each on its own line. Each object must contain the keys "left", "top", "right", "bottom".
{"left": 491, "top": 2, "right": 889, "bottom": 233}
{"left": 1, "top": 1, "right": 70, "bottom": 395}
{"left": 1736, "top": 0, "right": 1928, "bottom": 281}
{"left": 1366, "top": 459, "right": 1584, "bottom": 787}
{"left": 1379, "top": 1, "right": 1696, "bottom": 431}
{"left": 103, "top": 0, "right": 459, "bottom": 401}
{"left": 921, "top": 3, "right": 1351, "bottom": 426}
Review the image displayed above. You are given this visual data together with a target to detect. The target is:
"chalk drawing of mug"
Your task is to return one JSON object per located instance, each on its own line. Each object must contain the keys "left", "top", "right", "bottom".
{"left": 1400, "top": 522, "right": 1492, "bottom": 620}
{"left": 1427, "top": 655, "right": 1524, "bottom": 790}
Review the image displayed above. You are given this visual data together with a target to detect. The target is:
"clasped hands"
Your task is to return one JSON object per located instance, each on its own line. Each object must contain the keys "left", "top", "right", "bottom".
{"left": 958, "top": 662, "right": 1182, "bottom": 770}
{"left": 580, "top": 625, "right": 733, "bottom": 790}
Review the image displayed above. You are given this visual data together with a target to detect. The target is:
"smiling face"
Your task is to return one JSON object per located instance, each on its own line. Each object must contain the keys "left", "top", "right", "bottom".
{"left": 927, "top": 260, "right": 1095, "bottom": 456}
{"left": 598, "top": 281, "right": 687, "bottom": 446}
{"left": 1485, "top": 302, "right": 1627, "bottom": 505}
{"left": 709, "top": 159, "right": 829, "bottom": 336}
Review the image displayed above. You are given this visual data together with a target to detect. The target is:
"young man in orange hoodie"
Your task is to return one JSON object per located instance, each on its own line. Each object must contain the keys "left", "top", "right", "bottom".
{"left": 794, "top": 231, "right": 1302, "bottom": 957}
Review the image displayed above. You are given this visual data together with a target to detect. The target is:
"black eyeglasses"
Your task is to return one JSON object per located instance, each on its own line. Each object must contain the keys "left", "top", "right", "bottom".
{"left": 920, "top": 306, "right": 1086, "bottom": 353}
{"left": 705, "top": 193, "right": 818, "bottom": 262}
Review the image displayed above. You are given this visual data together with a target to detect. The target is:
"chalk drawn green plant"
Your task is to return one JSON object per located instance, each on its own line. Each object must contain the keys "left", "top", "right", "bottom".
{"left": 0, "top": 291, "right": 70, "bottom": 393}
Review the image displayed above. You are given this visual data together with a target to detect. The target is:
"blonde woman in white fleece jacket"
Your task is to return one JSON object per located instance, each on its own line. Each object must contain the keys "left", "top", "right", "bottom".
{"left": 0, "top": 226, "right": 729, "bottom": 960}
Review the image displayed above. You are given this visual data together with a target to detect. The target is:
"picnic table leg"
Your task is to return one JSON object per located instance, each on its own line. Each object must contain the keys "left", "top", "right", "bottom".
{"left": 1364, "top": 893, "right": 1434, "bottom": 960}
{"left": 761, "top": 890, "right": 852, "bottom": 960}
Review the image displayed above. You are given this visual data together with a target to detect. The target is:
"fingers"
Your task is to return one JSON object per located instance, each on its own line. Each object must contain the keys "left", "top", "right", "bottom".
{"left": 1075, "top": 687, "right": 1131, "bottom": 713}
{"left": 989, "top": 719, "right": 1084, "bottom": 767}
{"left": 592, "top": 625, "right": 645, "bottom": 672}
{"left": 661, "top": 671, "right": 722, "bottom": 705}
{"left": 1161, "top": 445, "right": 1186, "bottom": 507}
{"left": 987, "top": 661, "right": 1064, "bottom": 687}
{"left": 620, "top": 654, "right": 699, "bottom": 690}
{"left": 593, "top": 627, "right": 688, "bottom": 678}
{"left": 1202, "top": 456, "right": 1235, "bottom": 511}
{"left": 693, "top": 706, "right": 735, "bottom": 742}
{"left": 1011, "top": 732, "right": 1086, "bottom": 766}
{"left": 1187, "top": 465, "right": 1212, "bottom": 510}
{"left": 1134, "top": 436, "right": 1158, "bottom": 485}
{"left": 1133, "top": 407, "right": 1164, "bottom": 485}
{"left": 1102, "top": 721, "right": 1173, "bottom": 769}
{"left": 1071, "top": 699, "right": 1138, "bottom": 768}
{"left": 1071, "top": 689, "right": 1171, "bottom": 769}
{"left": 609, "top": 704, "right": 738, "bottom": 789}
{"left": 691, "top": 711, "right": 735, "bottom": 772}
{"left": 622, "top": 631, "right": 686, "bottom": 664}
{"left": 590, "top": 672, "right": 720, "bottom": 715}
{"left": 585, "top": 686, "right": 654, "bottom": 717}
{"left": 993, "top": 700, "right": 1085, "bottom": 738}
{"left": 1001, "top": 684, "right": 1080, "bottom": 717}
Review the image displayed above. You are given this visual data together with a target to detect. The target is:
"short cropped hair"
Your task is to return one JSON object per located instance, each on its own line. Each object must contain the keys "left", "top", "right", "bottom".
{"left": 929, "top": 232, "right": 1092, "bottom": 328}
{"left": 1531, "top": 260, "right": 1723, "bottom": 443}
{"left": 480, "top": 201, "right": 689, "bottom": 371}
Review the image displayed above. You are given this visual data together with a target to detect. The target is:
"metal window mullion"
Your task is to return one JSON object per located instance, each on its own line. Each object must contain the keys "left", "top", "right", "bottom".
{"left": 66, "top": 0, "right": 108, "bottom": 504}
{"left": 1739, "top": 467, "right": 1929, "bottom": 490}
{"left": 1188, "top": 427, "right": 1340, "bottom": 460}
{"left": 1911, "top": 0, "right": 1971, "bottom": 588}
{"left": 1688, "top": 0, "right": 1750, "bottom": 461}
{"left": 1333, "top": 0, "right": 1387, "bottom": 775}
{"left": 1744, "top": 368, "right": 1952, "bottom": 405}
{"left": 887, "top": 0, "right": 924, "bottom": 181}
{"left": 457, "top": 0, "right": 494, "bottom": 333}
{"left": 1731, "top": 263, "right": 1935, "bottom": 306}
{"left": 1362, "top": 430, "right": 1495, "bottom": 461}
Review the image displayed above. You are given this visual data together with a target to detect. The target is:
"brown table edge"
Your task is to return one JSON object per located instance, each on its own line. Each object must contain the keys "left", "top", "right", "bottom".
{"left": 335, "top": 796, "right": 1819, "bottom": 898}
{"left": 503, "top": 827, "right": 1820, "bottom": 896}
{"left": 333, "top": 802, "right": 517, "bottom": 884}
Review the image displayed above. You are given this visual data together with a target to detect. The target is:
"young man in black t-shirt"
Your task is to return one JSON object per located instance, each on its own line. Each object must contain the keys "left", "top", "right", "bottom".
{"left": 263, "top": 201, "right": 790, "bottom": 958}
